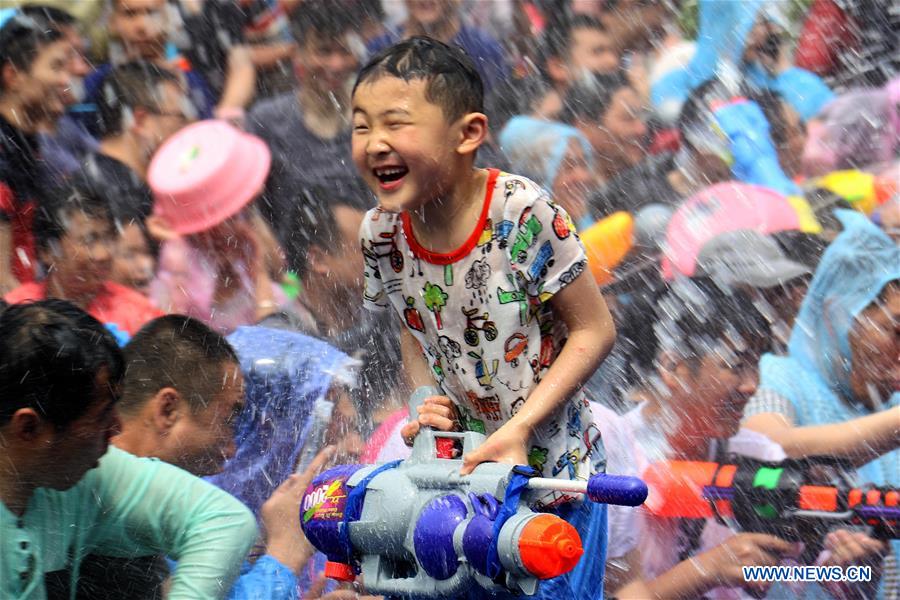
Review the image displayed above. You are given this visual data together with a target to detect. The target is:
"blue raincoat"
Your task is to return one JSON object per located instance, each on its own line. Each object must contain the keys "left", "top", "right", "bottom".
{"left": 651, "top": 0, "right": 834, "bottom": 122}
{"left": 207, "top": 326, "right": 355, "bottom": 599}
{"left": 759, "top": 210, "right": 899, "bottom": 598}
{"left": 498, "top": 116, "right": 596, "bottom": 230}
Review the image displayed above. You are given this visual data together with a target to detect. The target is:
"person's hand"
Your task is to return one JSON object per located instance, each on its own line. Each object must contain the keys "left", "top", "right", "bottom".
{"left": 459, "top": 420, "right": 529, "bottom": 476}
{"left": 261, "top": 446, "right": 335, "bottom": 574}
{"left": 820, "top": 529, "right": 886, "bottom": 599}
{"left": 694, "top": 533, "right": 798, "bottom": 598}
{"left": 304, "top": 575, "right": 383, "bottom": 599}
{"left": 400, "top": 395, "right": 459, "bottom": 446}
{"left": 145, "top": 214, "right": 179, "bottom": 242}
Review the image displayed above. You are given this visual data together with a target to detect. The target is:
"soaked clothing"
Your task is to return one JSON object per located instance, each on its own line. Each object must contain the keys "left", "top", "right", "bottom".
{"left": 0, "top": 446, "right": 257, "bottom": 600}
{"left": 589, "top": 153, "right": 680, "bottom": 217}
{"left": 362, "top": 169, "right": 604, "bottom": 509}
{"left": 37, "top": 116, "right": 99, "bottom": 180}
{"left": 5, "top": 281, "right": 162, "bottom": 336}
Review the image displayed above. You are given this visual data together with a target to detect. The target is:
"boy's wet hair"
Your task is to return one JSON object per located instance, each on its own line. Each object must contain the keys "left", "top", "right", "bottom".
{"left": 290, "top": 0, "right": 354, "bottom": 45}
{"left": 354, "top": 36, "right": 484, "bottom": 122}
{"left": 285, "top": 182, "right": 373, "bottom": 280}
{"left": 119, "top": 315, "right": 239, "bottom": 415}
{"left": 33, "top": 183, "right": 114, "bottom": 255}
{"left": 561, "top": 71, "right": 629, "bottom": 124}
{"left": 0, "top": 10, "right": 63, "bottom": 92}
{"left": 95, "top": 60, "right": 183, "bottom": 138}
{"left": 20, "top": 5, "right": 77, "bottom": 30}
{"left": 0, "top": 299, "right": 124, "bottom": 428}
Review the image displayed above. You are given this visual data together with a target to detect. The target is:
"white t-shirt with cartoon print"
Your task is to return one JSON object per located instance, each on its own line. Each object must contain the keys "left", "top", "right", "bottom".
{"left": 360, "top": 168, "right": 604, "bottom": 509}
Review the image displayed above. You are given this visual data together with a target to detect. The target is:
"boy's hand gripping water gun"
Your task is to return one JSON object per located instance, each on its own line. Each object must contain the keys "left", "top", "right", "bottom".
{"left": 299, "top": 394, "right": 648, "bottom": 597}
{"left": 643, "top": 456, "right": 898, "bottom": 562}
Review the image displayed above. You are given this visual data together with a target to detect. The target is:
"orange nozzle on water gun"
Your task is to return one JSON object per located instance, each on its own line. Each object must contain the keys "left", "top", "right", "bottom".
{"left": 579, "top": 212, "right": 634, "bottom": 286}
{"left": 517, "top": 514, "right": 584, "bottom": 579}
{"left": 816, "top": 170, "right": 898, "bottom": 215}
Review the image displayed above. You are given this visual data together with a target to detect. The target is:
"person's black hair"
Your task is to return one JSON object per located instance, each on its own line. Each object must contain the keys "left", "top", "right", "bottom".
{"left": 94, "top": 60, "right": 182, "bottom": 138}
{"left": 541, "top": 13, "right": 606, "bottom": 65}
{"left": 0, "top": 9, "right": 64, "bottom": 92}
{"left": 354, "top": 36, "right": 484, "bottom": 121}
{"left": 32, "top": 183, "right": 114, "bottom": 256}
{"left": 560, "top": 71, "right": 629, "bottom": 124}
{"left": 675, "top": 78, "right": 735, "bottom": 152}
{"left": 285, "top": 182, "right": 373, "bottom": 280}
{"left": 0, "top": 299, "right": 124, "bottom": 427}
{"left": 119, "top": 315, "right": 239, "bottom": 415}
{"left": 20, "top": 5, "right": 77, "bottom": 29}
{"left": 747, "top": 88, "right": 799, "bottom": 152}
{"left": 651, "top": 276, "right": 771, "bottom": 369}
{"left": 290, "top": 0, "right": 355, "bottom": 45}
{"left": 772, "top": 231, "right": 827, "bottom": 270}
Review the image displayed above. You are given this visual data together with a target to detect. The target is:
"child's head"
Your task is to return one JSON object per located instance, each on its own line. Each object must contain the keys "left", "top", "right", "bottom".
{"left": 351, "top": 36, "right": 487, "bottom": 212}
{"left": 110, "top": 215, "right": 157, "bottom": 296}
{"left": 289, "top": 0, "right": 359, "bottom": 97}
{"left": 405, "top": 0, "right": 459, "bottom": 30}
{"left": 97, "top": 61, "right": 193, "bottom": 162}
{"left": 109, "top": 0, "right": 169, "bottom": 61}
{"left": 650, "top": 277, "right": 771, "bottom": 441}
{"left": 0, "top": 9, "right": 70, "bottom": 121}
{"left": 34, "top": 184, "right": 116, "bottom": 299}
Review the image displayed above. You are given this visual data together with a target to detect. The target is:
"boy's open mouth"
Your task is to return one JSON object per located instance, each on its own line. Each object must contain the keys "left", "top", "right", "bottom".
{"left": 373, "top": 166, "right": 409, "bottom": 191}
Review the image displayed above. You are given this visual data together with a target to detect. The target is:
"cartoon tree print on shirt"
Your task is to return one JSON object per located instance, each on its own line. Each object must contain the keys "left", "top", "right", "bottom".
{"left": 422, "top": 282, "right": 449, "bottom": 330}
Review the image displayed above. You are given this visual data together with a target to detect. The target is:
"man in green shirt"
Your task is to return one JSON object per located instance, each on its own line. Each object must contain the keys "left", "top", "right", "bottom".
{"left": 0, "top": 300, "right": 257, "bottom": 599}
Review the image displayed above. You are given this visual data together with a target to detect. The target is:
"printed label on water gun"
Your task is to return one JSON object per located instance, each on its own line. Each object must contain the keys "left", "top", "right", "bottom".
{"left": 302, "top": 478, "right": 349, "bottom": 523}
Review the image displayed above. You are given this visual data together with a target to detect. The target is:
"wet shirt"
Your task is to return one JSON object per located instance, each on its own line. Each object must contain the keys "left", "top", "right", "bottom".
{"left": 0, "top": 446, "right": 256, "bottom": 600}
{"left": 590, "top": 153, "right": 680, "bottom": 217}
{"left": 361, "top": 169, "right": 603, "bottom": 509}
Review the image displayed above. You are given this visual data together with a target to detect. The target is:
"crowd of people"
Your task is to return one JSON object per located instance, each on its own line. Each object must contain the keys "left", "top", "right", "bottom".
{"left": 0, "top": 0, "right": 897, "bottom": 599}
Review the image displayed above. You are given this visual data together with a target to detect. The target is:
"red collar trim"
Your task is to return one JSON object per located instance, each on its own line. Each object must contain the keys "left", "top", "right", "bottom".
{"left": 401, "top": 168, "right": 499, "bottom": 266}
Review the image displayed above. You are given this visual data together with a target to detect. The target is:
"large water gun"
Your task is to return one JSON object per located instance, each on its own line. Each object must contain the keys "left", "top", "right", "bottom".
{"left": 643, "top": 456, "right": 899, "bottom": 562}
{"left": 300, "top": 427, "right": 647, "bottom": 597}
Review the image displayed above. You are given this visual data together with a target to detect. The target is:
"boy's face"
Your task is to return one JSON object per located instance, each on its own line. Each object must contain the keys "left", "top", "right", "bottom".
{"left": 111, "top": 0, "right": 168, "bottom": 61}
{"left": 165, "top": 363, "right": 244, "bottom": 477}
{"left": 110, "top": 222, "right": 156, "bottom": 295}
{"left": 44, "top": 369, "right": 121, "bottom": 490}
{"left": 294, "top": 33, "right": 358, "bottom": 96}
{"left": 44, "top": 210, "right": 115, "bottom": 298}
{"left": 551, "top": 139, "right": 593, "bottom": 224}
{"left": 135, "top": 80, "right": 192, "bottom": 157}
{"left": 352, "top": 77, "right": 460, "bottom": 212}
{"left": 666, "top": 337, "right": 764, "bottom": 441}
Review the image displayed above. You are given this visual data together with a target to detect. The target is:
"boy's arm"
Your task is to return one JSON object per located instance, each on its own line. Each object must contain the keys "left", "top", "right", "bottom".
{"left": 461, "top": 271, "right": 615, "bottom": 474}
{"left": 89, "top": 447, "right": 257, "bottom": 599}
{"left": 743, "top": 407, "right": 900, "bottom": 467}
{"left": 400, "top": 321, "right": 436, "bottom": 392}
